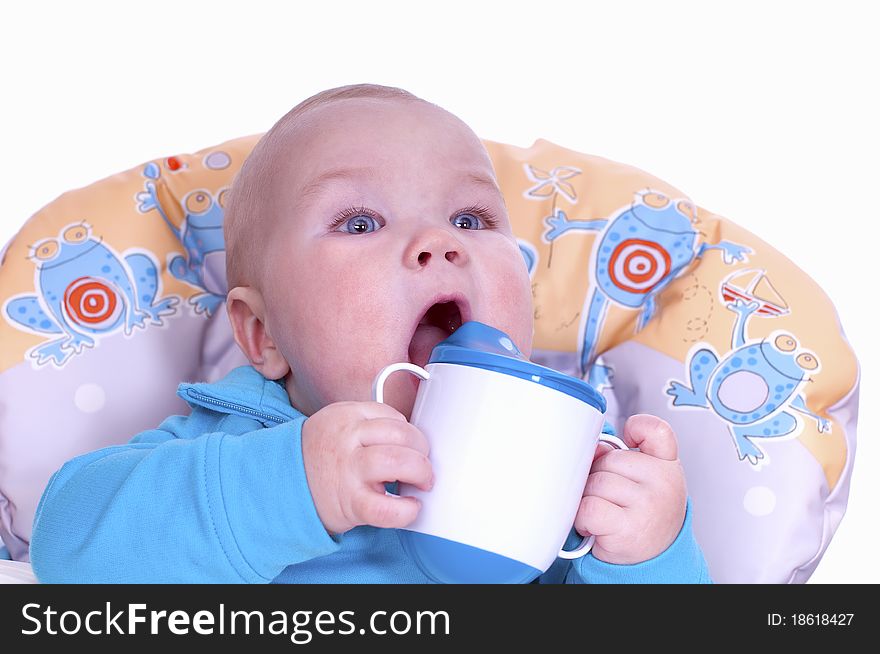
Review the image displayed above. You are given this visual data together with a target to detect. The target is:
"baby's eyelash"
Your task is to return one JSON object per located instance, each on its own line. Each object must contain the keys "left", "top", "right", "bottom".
{"left": 326, "top": 204, "right": 501, "bottom": 230}
{"left": 326, "top": 205, "right": 380, "bottom": 231}
{"left": 455, "top": 204, "right": 500, "bottom": 229}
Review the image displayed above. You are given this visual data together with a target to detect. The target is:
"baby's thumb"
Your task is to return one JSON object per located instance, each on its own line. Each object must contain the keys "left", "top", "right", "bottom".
{"left": 623, "top": 414, "right": 678, "bottom": 461}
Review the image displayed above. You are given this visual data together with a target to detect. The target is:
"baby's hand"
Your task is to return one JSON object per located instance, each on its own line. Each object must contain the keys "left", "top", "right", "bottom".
{"left": 301, "top": 401, "right": 433, "bottom": 536}
{"left": 575, "top": 414, "right": 687, "bottom": 565}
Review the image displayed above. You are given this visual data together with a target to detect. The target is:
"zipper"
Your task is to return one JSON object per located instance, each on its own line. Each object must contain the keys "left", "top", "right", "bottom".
{"left": 185, "top": 389, "right": 288, "bottom": 425}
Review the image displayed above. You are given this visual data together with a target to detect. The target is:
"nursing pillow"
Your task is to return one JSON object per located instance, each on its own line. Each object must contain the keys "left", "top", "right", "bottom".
{"left": 0, "top": 135, "right": 858, "bottom": 583}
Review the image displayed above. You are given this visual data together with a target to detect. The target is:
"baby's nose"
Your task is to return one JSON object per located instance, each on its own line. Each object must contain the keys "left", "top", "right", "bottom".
{"left": 406, "top": 228, "right": 469, "bottom": 269}
{"left": 417, "top": 249, "right": 460, "bottom": 266}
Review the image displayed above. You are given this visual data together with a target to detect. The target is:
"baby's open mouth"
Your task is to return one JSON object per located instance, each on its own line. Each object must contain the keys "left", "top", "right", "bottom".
{"left": 408, "top": 300, "right": 464, "bottom": 369}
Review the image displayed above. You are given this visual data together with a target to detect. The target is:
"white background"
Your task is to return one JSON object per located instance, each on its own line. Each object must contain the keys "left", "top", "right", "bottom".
{"left": 1, "top": 0, "right": 875, "bottom": 582}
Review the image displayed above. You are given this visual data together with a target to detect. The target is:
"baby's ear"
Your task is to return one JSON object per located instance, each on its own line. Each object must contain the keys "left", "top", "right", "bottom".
{"left": 226, "top": 286, "right": 290, "bottom": 380}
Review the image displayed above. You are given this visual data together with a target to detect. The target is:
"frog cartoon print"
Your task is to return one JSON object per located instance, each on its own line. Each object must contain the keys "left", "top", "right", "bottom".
{"left": 666, "top": 297, "right": 831, "bottom": 465}
{"left": 517, "top": 239, "right": 538, "bottom": 278}
{"left": 3, "top": 222, "right": 178, "bottom": 367}
{"left": 543, "top": 189, "right": 751, "bottom": 382}
{"left": 137, "top": 158, "right": 229, "bottom": 317}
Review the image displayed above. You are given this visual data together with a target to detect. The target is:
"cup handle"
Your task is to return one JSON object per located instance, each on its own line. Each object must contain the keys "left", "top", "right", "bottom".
{"left": 372, "top": 362, "right": 431, "bottom": 404}
{"left": 557, "top": 432, "right": 629, "bottom": 560}
{"left": 373, "top": 362, "right": 432, "bottom": 500}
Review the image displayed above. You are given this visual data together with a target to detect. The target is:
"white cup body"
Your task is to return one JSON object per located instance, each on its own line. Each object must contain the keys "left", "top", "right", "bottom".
{"left": 400, "top": 362, "right": 605, "bottom": 573}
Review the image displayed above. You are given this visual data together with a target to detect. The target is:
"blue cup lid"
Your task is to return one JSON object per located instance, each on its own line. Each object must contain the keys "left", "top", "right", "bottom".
{"left": 428, "top": 321, "right": 606, "bottom": 413}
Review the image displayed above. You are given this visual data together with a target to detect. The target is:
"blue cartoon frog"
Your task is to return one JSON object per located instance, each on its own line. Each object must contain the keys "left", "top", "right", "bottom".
{"left": 138, "top": 162, "right": 228, "bottom": 316}
{"left": 544, "top": 191, "right": 750, "bottom": 379}
{"left": 666, "top": 298, "right": 831, "bottom": 465}
{"left": 518, "top": 239, "right": 538, "bottom": 277}
{"left": 4, "top": 222, "right": 178, "bottom": 366}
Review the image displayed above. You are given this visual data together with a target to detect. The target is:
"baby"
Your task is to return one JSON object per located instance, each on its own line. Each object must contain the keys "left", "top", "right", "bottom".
{"left": 30, "top": 84, "right": 710, "bottom": 583}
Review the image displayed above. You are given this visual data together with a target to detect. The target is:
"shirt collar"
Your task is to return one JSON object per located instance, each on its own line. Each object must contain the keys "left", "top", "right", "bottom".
{"left": 177, "top": 365, "right": 304, "bottom": 427}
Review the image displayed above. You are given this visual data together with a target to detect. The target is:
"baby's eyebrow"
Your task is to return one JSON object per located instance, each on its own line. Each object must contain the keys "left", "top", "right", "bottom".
{"left": 298, "top": 167, "right": 502, "bottom": 202}
{"left": 299, "top": 166, "right": 376, "bottom": 200}
{"left": 465, "top": 172, "right": 501, "bottom": 193}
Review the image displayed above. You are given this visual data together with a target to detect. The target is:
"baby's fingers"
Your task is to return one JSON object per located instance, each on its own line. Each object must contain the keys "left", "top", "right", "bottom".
{"left": 351, "top": 490, "right": 422, "bottom": 529}
{"left": 357, "top": 444, "right": 434, "bottom": 491}
{"left": 574, "top": 495, "right": 625, "bottom": 539}
{"left": 360, "top": 417, "right": 431, "bottom": 458}
{"left": 582, "top": 471, "right": 640, "bottom": 508}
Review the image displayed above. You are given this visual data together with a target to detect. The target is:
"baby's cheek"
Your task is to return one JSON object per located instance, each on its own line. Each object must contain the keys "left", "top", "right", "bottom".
{"left": 295, "top": 340, "right": 381, "bottom": 412}
{"left": 485, "top": 259, "right": 534, "bottom": 353}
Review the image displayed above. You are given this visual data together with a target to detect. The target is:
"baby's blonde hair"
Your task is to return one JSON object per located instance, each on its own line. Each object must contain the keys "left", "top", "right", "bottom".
{"left": 224, "top": 83, "right": 424, "bottom": 289}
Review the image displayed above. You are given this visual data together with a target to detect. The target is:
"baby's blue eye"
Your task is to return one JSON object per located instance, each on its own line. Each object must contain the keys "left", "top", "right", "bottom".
{"left": 339, "top": 215, "right": 381, "bottom": 234}
{"left": 451, "top": 213, "right": 484, "bottom": 230}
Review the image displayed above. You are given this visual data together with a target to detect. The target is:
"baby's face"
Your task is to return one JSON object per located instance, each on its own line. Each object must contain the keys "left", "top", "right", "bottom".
{"left": 257, "top": 98, "right": 533, "bottom": 417}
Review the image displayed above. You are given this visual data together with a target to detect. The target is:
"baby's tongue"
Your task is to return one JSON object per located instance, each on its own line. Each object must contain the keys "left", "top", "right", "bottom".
{"left": 408, "top": 323, "right": 448, "bottom": 369}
